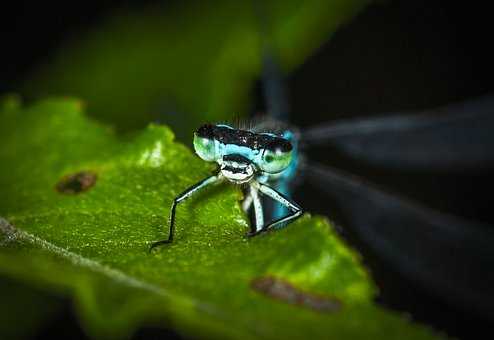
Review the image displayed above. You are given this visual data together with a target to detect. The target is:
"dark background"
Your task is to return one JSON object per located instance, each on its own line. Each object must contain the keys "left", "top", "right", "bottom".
{"left": 1, "top": 0, "right": 493, "bottom": 339}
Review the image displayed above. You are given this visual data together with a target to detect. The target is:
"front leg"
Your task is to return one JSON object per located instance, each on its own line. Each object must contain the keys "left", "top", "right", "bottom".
{"left": 248, "top": 181, "right": 303, "bottom": 236}
{"left": 242, "top": 192, "right": 253, "bottom": 212}
{"left": 246, "top": 184, "right": 264, "bottom": 235}
{"left": 150, "top": 173, "right": 222, "bottom": 249}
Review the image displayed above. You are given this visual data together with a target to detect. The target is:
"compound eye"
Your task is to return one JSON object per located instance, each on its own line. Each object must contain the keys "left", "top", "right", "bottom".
{"left": 259, "top": 147, "right": 292, "bottom": 174}
{"left": 193, "top": 134, "right": 217, "bottom": 161}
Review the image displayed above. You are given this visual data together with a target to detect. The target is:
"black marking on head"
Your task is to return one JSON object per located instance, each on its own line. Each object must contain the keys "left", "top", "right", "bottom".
{"left": 222, "top": 166, "right": 249, "bottom": 174}
{"left": 196, "top": 124, "right": 292, "bottom": 152}
{"left": 223, "top": 154, "right": 251, "bottom": 164}
{"left": 195, "top": 124, "right": 216, "bottom": 139}
{"left": 264, "top": 138, "right": 292, "bottom": 153}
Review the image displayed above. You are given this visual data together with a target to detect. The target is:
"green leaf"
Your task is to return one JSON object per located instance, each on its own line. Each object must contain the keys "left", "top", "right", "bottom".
{"left": 24, "top": 0, "right": 370, "bottom": 140}
{"left": 0, "top": 98, "right": 443, "bottom": 339}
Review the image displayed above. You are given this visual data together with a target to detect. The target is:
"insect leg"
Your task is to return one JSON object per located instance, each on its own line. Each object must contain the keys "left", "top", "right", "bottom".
{"left": 150, "top": 173, "right": 222, "bottom": 249}
{"left": 250, "top": 185, "right": 264, "bottom": 233}
{"left": 250, "top": 181, "right": 303, "bottom": 235}
{"left": 242, "top": 192, "right": 253, "bottom": 212}
{"left": 272, "top": 178, "right": 290, "bottom": 219}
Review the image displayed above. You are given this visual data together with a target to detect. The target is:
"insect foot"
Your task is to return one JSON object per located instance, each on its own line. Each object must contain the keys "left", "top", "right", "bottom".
{"left": 148, "top": 239, "right": 172, "bottom": 252}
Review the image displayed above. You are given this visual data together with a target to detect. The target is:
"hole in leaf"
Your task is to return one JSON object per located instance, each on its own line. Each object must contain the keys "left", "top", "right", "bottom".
{"left": 251, "top": 276, "right": 342, "bottom": 313}
{"left": 56, "top": 171, "right": 97, "bottom": 194}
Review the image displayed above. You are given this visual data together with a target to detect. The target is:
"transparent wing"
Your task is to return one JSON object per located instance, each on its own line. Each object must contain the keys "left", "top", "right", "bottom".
{"left": 301, "top": 94, "right": 494, "bottom": 170}
{"left": 304, "top": 161, "right": 494, "bottom": 318}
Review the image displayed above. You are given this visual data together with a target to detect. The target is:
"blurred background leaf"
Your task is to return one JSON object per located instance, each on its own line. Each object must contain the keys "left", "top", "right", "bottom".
{"left": 23, "top": 0, "right": 370, "bottom": 141}
{"left": 0, "top": 277, "right": 64, "bottom": 340}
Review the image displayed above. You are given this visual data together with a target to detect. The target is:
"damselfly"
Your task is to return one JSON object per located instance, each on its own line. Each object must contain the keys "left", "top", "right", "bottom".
{"left": 150, "top": 120, "right": 303, "bottom": 248}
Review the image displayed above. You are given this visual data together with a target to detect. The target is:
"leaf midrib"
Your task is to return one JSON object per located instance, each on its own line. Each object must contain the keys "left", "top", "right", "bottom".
{"left": 1, "top": 220, "right": 262, "bottom": 340}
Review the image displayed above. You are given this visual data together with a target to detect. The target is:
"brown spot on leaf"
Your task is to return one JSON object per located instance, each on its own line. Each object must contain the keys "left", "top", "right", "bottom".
{"left": 56, "top": 171, "right": 97, "bottom": 194}
{"left": 251, "top": 276, "right": 342, "bottom": 313}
